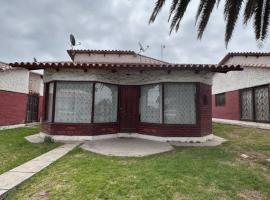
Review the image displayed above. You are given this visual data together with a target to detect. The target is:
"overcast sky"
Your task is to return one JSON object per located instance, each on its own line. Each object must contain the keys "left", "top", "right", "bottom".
{"left": 1, "top": 0, "right": 270, "bottom": 64}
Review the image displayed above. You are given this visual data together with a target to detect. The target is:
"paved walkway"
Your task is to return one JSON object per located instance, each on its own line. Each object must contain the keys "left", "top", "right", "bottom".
{"left": 213, "top": 118, "right": 270, "bottom": 130}
{"left": 81, "top": 138, "right": 174, "bottom": 157}
{"left": 0, "top": 143, "right": 78, "bottom": 200}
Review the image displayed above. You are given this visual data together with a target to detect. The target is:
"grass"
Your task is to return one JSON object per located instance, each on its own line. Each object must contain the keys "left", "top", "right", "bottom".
{"left": 5, "top": 123, "right": 270, "bottom": 200}
{"left": 0, "top": 125, "right": 59, "bottom": 174}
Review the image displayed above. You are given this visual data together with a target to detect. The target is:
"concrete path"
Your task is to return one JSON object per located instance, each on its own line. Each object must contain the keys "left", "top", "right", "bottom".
{"left": 0, "top": 143, "right": 78, "bottom": 200}
{"left": 25, "top": 134, "right": 45, "bottom": 144}
{"left": 213, "top": 118, "right": 270, "bottom": 130}
{"left": 81, "top": 138, "right": 174, "bottom": 157}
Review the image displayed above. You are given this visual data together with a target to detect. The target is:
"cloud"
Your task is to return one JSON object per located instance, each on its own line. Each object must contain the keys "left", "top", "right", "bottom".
{"left": 0, "top": 0, "right": 270, "bottom": 64}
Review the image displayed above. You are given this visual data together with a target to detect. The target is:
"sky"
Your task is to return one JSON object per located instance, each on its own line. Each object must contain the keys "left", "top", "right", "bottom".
{"left": 1, "top": 0, "right": 270, "bottom": 64}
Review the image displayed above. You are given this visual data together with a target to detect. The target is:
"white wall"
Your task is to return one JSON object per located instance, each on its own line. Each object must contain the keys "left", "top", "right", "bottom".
{"left": 44, "top": 68, "right": 214, "bottom": 85}
{"left": 213, "top": 68, "right": 270, "bottom": 94}
{"left": 74, "top": 53, "right": 166, "bottom": 64}
{"left": 0, "top": 69, "right": 29, "bottom": 94}
{"left": 29, "top": 72, "right": 44, "bottom": 95}
{"left": 226, "top": 55, "right": 270, "bottom": 64}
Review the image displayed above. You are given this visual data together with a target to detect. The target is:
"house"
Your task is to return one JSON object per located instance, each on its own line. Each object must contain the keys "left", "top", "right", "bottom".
{"left": 212, "top": 52, "right": 270, "bottom": 123}
{"left": 10, "top": 49, "right": 241, "bottom": 142}
{"left": 0, "top": 62, "right": 43, "bottom": 127}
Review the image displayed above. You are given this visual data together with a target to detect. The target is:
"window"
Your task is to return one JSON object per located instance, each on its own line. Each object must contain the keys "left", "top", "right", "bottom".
{"left": 94, "top": 83, "right": 118, "bottom": 123}
{"left": 215, "top": 93, "right": 225, "bottom": 106}
{"left": 164, "top": 83, "right": 196, "bottom": 124}
{"left": 54, "top": 82, "right": 93, "bottom": 123}
{"left": 140, "top": 84, "right": 162, "bottom": 123}
{"left": 46, "top": 82, "right": 54, "bottom": 122}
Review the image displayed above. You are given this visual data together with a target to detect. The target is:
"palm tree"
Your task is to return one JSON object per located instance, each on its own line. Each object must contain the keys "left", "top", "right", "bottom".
{"left": 149, "top": 0, "right": 270, "bottom": 46}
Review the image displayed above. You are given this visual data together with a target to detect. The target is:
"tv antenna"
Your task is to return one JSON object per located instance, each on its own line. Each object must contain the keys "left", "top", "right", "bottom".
{"left": 138, "top": 42, "right": 149, "bottom": 54}
{"left": 70, "top": 34, "right": 81, "bottom": 49}
{"left": 161, "top": 44, "right": 166, "bottom": 59}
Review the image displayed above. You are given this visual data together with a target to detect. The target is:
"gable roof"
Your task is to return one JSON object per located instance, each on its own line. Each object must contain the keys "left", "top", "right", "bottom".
{"left": 219, "top": 52, "right": 270, "bottom": 65}
{"left": 9, "top": 61, "right": 242, "bottom": 73}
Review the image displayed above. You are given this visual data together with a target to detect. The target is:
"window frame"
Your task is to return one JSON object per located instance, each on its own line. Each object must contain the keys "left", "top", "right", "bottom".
{"left": 44, "top": 80, "right": 119, "bottom": 124}
{"left": 139, "top": 82, "right": 198, "bottom": 126}
{"left": 215, "top": 93, "right": 226, "bottom": 107}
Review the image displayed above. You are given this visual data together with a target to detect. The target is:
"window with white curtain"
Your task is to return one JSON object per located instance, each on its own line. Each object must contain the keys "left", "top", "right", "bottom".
{"left": 140, "top": 84, "right": 162, "bottom": 123}
{"left": 94, "top": 83, "right": 118, "bottom": 123}
{"left": 164, "top": 83, "right": 196, "bottom": 124}
{"left": 46, "top": 82, "right": 54, "bottom": 122}
{"left": 54, "top": 82, "right": 93, "bottom": 123}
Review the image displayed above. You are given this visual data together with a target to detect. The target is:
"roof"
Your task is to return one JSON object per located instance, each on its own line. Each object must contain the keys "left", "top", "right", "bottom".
{"left": 219, "top": 52, "right": 270, "bottom": 65}
{"left": 9, "top": 61, "right": 243, "bottom": 73}
{"left": 67, "top": 49, "right": 136, "bottom": 60}
{"left": 0, "top": 61, "right": 13, "bottom": 71}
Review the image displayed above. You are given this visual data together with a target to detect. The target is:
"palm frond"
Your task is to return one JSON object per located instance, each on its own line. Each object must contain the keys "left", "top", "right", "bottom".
{"left": 169, "top": 0, "right": 191, "bottom": 33}
{"left": 168, "top": 0, "right": 179, "bottom": 21}
{"left": 244, "top": 0, "right": 257, "bottom": 25}
{"left": 197, "top": 0, "right": 217, "bottom": 39}
{"left": 149, "top": 0, "right": 166, "bottom": 23}
{"left": 224, "top": 0, "right": 244, "bottom": 46}
{"left": 261, "top": 0, "right": 270, "bottom": 40}
{"left": 253, "top": 0, "right": 263, "bottom": 40}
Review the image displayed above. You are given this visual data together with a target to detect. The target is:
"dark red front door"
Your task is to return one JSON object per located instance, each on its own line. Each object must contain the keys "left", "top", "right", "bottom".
{"left": 119, "top": 86, "right": 140, "bottom": 132}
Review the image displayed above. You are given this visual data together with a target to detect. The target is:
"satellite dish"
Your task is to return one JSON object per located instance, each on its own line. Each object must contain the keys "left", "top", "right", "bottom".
{"left": 70, "top": 34, "right": 76, "bottom": 46}
{"left": 138, "top": 42, "right": 150, "bottom": 53}
{"left": 33, "top": 57, "right": 37, "bottom": 62}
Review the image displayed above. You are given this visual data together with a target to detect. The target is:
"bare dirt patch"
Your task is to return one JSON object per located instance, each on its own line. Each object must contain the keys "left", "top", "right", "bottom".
{"left": 28, "top": 191, "right": 48, "bottom": 200}
{"left": 238, "top": 190, "right": 267, "bottom": 200}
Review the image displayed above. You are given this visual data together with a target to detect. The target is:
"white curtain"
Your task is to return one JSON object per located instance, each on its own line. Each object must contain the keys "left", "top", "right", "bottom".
{"left": 164, "top": 83, "right": 196, "bottom": 124}
{"left": 47, "top": 82, "right": 54, "bottom": 122}
{"left": 54, "top": 82, "right": 93, "bottom": 123}
{"left": 94, "top": 83, "right": 118, "bottom": 123}
{"left": 140, "top": 84, "right": 162, "bottom": 123}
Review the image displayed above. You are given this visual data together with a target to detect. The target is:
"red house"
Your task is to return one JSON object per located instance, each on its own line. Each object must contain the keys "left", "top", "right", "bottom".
{"left": 10, "top": 50, "right": 241, "bottom": 142}
{"left": 213, "top": 52, "right": 270, "bottom": 123}
{"left": 0, "top": 62, "right": 43, "bottom": 128}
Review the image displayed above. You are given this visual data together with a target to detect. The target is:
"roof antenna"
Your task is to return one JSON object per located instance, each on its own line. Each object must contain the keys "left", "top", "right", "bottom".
{"left": 138, "top": 42, "right": 149, "bottom": 54}
{"left": 70, "top": 34, "right": 81, "bottom": 49}
{"left": 160, "top": 44, "right": 166, "bottom": 59}
{"left": 33, "top": 57, "right": 38, "bottom": 62}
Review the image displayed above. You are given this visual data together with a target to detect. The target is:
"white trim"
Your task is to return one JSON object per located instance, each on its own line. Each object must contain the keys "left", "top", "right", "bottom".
{"left": 40, "top": 132, "right": 213, "bottom": 143}
{"left": 0, "top": 124, "right": 26, "bottom": 131}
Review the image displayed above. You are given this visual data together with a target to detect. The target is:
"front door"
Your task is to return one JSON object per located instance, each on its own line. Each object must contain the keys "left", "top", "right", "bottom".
{"left": 119, "top": 86, "right": 140, "bottom": 132}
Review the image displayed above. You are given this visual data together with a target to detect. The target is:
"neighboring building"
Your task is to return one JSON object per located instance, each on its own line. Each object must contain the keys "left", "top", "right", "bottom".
{"left": 0, "top": 62, "right": 43, "bottom": 126}
{"left": 212, "top": 52, "right": 270, "bottom": 123}
{"left": 10, "top": 49, "right": 241, "bottom": 142}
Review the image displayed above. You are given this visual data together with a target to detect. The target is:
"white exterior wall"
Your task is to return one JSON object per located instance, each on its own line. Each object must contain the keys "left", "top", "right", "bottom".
{"left": 213, "top": 55, "right": 270, "bottom": 94}
{"left": 44, "top": 68, "right": 214, "bottom": 85}
{"left": 74, "top": 53, "right": 165, "bottom": 64}
{"left": 0, "top": 69, "right": 29, "bottom": 94}
{"left": 29, "top": 72, "right": 44, "bottom": 95}
{"left": 226, "top": 55, "right": 270, "bottom": 64}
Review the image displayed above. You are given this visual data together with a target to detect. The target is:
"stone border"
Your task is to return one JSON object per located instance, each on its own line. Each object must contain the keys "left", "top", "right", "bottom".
{"left": 40, "top": 132, "right": 214, "bottom": 143}
{"left": 0, "top": 123, "right": 40, "bottom": 131}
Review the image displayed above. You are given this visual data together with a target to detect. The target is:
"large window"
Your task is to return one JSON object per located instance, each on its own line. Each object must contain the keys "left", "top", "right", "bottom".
{"left": 140, "top": 84, "right": 162, "bottom": 123}
{"left": 140, "top": 83, "right": 197, "bottom": 125}
{"left": 164, "top": 83, "right": 196, "bottom": 124}
{"left": 94, "top": 83, "right": 118, "bottom": 123}
{"left": 54, "top": 82, "right": 93, "bottom": 123}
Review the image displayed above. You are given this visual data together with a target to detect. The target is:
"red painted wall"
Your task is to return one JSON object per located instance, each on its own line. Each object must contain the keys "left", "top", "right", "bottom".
{"left": 0, "top": 90, "right": 28, "bottom": 126}
{"left": 212, "top": 90, "right": 240, "bottom": 120}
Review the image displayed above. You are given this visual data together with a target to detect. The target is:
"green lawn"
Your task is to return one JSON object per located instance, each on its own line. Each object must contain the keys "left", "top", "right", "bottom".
{"left": 5, "top": 124, "right": 270, "bottom": 200}
{"left": 0, "top": 126, "right": 59, "bottom": 174}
